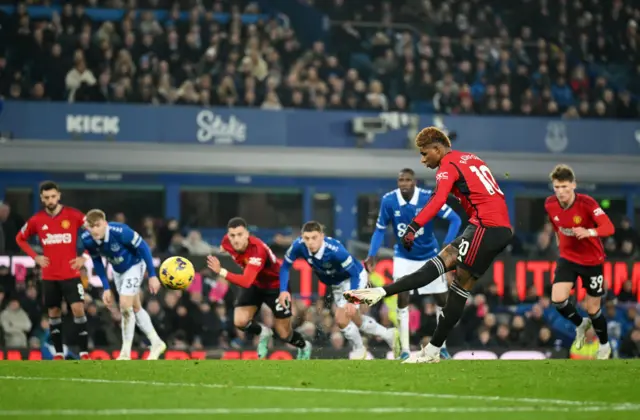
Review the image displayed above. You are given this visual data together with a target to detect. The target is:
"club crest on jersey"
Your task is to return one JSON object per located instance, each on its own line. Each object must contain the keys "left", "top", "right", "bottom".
{"left": 573, "top": 216, "right": 582, "bottom": 225}
{"left": 61, "top": 220, "right": 70, "bottom": 229}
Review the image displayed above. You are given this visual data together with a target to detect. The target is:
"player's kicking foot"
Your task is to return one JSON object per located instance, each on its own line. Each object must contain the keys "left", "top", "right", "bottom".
{"left": 297, "top": 341, "right": 313, "bottom": 360}
{"left": 574, "top": 318, "right": 592, "bottom": 350}
{"left": 257, "top": 327, "right": 273, "bottom": 359}
{"left": 146, "top": 340, "right": 167, "bottom": 360}
{"left": 79, "top": 352, "right": 90, "bottom": 360}
{"left": 597, "top": 342, "right": 611, "bottom": 360}
{"left": 343, "top": 288, "right": 385, "bottom": 306}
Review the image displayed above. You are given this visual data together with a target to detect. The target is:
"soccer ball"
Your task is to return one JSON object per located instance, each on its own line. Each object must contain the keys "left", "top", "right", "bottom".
{"left": 159, "top": 256, "right": 195, "bottom": 290}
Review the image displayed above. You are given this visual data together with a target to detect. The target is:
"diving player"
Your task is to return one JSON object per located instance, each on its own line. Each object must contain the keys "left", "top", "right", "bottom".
{"left": 279, "top": 221, "right": 397, "bottom": 358}
{"left": 366, "top": 168, "right": 461, "bottom": 360}
{"left": 82, "top": 209, "right": 167, "bottom": 360}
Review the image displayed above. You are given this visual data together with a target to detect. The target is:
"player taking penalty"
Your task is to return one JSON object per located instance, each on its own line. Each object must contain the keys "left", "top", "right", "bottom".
{"left": 15, "top": 181, "right": 90, "bottom": 360}
{"left": 545, "top": 165, "right": 614, "bottom": 359}
{"left": 344, "top": 127, "right": 513, "bottom": 363}
{"left": 82, "top": 209, "right": 167, "bottom": 360}
{"left": 206, "top": 218, "right": 312, "bottom": 360}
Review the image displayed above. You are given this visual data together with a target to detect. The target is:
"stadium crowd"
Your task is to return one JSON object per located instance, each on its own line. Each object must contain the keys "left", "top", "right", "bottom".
{"left": 1, "top": 0, "right": 639, "bottom": 117}
{"left": 1, "top": 206, "right": 639, "bottom": 358}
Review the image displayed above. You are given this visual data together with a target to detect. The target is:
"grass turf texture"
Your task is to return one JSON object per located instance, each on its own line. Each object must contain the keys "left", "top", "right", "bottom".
{"left": 0, "top": 360, "right": 638, "bottom": 419}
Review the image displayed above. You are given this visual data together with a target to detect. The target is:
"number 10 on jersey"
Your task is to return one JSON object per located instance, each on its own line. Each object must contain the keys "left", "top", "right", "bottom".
{"left": 470, "top": 165, "right": 504, "bottom": 196}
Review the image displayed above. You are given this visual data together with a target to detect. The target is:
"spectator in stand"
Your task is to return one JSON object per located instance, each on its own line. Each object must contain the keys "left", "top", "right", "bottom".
{"left": 0, "top": 203, "right": 25, "bottom": 254}
{"left": 0, "top": 298, "right": 32, "bottom": 347}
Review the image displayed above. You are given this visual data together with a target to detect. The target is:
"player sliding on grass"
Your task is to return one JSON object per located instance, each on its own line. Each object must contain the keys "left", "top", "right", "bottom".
{"left": 207, "top": 217, "right": 312, "bottom": 360}
{"left": 544, "top": 164, "right": 614, "bottom": 359}
{"left": 344, "top": 127, "right": 513, "bottom": 363}
{"left": 82, "top": 209, "right": 167, "bottom": 360}
{"left": 280, "top": 221, "right": 398, "bottom": 359}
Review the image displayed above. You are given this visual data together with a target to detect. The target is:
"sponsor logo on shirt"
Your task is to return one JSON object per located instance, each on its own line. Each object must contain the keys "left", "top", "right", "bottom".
{"left": 248, "top": 257, "right": 263, "bottom": 266}
{"left": 42, "top": 233, "right": 73, "bottom": 245}
{"left": 436, "top": 172, "right": 449, "bottom": 181}
{"left": 593, "top": 208, "right": 605, "bottom": 217}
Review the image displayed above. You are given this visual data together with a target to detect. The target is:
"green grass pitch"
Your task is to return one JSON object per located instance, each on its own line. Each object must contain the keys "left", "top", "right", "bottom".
{"left": 0, "top": 360, "right": 638, "bottom": 419}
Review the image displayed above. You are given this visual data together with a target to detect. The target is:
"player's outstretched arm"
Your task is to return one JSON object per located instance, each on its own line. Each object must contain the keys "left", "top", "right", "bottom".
{"left": 220, "top": 263, "right": 261, "bottom": 288}
{"left": 279, "top": 242, "right": 300, "bottom": 293}
{"left": 90, "top": 254, "right": 111, "bottom": 291}
{"left": 438, "top": 204, "right": 462, "bottom": 244}
{"left": 413, "top": 171, "right": 457, "bottom": 228}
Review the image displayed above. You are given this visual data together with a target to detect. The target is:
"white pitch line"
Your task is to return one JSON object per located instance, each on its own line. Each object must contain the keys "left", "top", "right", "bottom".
{"left": 0, "top": 375, "right": 637, "bottom": 409}
{"left": 0, "top": 406, "right": 639, "bottom": 416}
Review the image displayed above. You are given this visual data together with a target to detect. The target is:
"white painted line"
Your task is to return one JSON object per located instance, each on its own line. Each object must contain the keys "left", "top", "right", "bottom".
{"left": 0, "top": 406, "right": 639, "bottom": 416}
{"left": 0, "top": 375, "right": 637, "bottom": 409}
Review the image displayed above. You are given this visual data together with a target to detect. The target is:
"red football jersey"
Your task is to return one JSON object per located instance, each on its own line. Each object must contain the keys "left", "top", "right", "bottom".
{"left": 545, "top": 194, "right": 614, "bottom": 266}
{"left": 221, "top": 235, "right": 281, "bottom": 290}
{"left": 17, "top": 206, "right": 85, "bottom": 280}
{"left": 414, "top": 150, "right": 511, "bottom": 228}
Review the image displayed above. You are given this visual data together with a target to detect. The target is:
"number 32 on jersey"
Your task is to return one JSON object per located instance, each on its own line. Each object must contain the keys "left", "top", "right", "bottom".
{"left": 469, "top": 165, "right": 503, "bottom": 196}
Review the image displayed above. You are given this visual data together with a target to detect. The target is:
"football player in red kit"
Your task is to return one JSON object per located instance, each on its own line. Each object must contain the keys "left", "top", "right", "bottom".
{"left": 15, "top": 181, "right": 89, "bottom": 360}
{"left": 206, "top": 217, "right": 312, "bottom": 360}
{"left": 545, "top": 164, "right": 614, "bottom": 359}
{"left": 345, "top": 127, "right": 513, "bottom": 363}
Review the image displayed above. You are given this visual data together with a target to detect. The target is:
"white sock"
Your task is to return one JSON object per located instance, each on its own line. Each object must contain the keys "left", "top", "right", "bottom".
{"left": 359, "top": 315, "right": 389, "bottom": 339}
{"left": 342, "top": 321, "right": 364, "bottom": 351}
{"left": 135, "top": 308, "right": 161, "bottom": 344}
{"left": 436, "top": 306, "right": 447, "bottom": 348}
{"left": 397, "top": 307, "right": 410, "bottom": 353}
{"left": 120, "top": 307, "right": 135, "bottom": 355}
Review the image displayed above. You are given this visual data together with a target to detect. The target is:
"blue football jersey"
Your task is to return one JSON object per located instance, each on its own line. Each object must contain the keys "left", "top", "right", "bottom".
{"left": 81, "top": 222, "right": 152, "bottom": 275}
{"left": 283, "top": 236, "right": 363, "bottom": 288}
{"left": 376, "top": 188, "right": 460, "bottom": 260}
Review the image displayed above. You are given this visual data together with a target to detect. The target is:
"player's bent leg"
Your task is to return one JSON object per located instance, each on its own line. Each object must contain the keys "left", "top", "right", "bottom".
{"left": 412, "top": 269, "right": 474, "bottom": 364}
{"left": 274, "top": 318, "right": 311, "bottom": 360}
{"left": 132, "top": 294, "right": 166, "bottom": 360}
{"left": 335, "top": 307, "right": 366, "bottom": 358}
{"left": 584, "top": 295, "right": 611, "bottom": 359}
{"left": 551, "top": 282, "right": 590, "bottom": 349}
{"left": 358, "top": 313, "right": 397, "bottom": 352}
{"left": 117, "top": 295, "right": 137, "bottom": 360}
{"left": 234, "top": 306, "right": 271, "bottom": 359}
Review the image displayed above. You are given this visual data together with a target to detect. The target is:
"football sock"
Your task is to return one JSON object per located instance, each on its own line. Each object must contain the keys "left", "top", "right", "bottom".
{"left": 436, "top": 305, "right": 447, "bottom": 348}
{"left": 430, "top": 283, "right": 470, "bottom": 348}
{"left": 239, "top": 321, "right": 263, "bottom": 336}
{"left": 397, "top": 306, "right": 410, "bottom": 352}
{"left": 383, "top": 256, "right": 447, "bottom": 296}
{"left": 287, "top": 331, "right": 307, "bottom": 349}
{"left": 135, "top": 308, "right": 161, "bottom": 344}
{"left": 553, "top": 299, "right": 583, "bottom": 327}
{"left": 342, "top": 321, "right": 364, "bottom": 351}
{"left": 74, "top": 316, "right": 89, "bottom": 353}
{"left": 49, "top": 317, "right": 64, "bottom": 354}
{"left": 120, "top": 308, "right": 135, "bottom": 355}
{"left": 589, "top": 309, "right": 609, "bottom": 345}
{"left": 359, "top": 315, "right": 389, "bottom": 339}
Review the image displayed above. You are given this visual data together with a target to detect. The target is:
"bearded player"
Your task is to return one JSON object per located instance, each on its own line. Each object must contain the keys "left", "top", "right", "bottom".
{"left": 366, "top": 168, "right": 461, "bottom": 360}
{"left": 345, "top": 127, "right": 513, "bottom": 363}
{"left": 15, "top": 181, "right": 90, "bottom": 360}
{"left": 206, "top": 217, "right": 312, "bottom": 360}
{"left": 545, "top": 164, "right": 614, "bottom": 359}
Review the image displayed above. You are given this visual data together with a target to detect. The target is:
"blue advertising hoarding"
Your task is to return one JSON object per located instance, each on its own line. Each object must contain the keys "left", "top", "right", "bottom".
{"left": 1, "top": 101, "right": 639, "bottom": 155}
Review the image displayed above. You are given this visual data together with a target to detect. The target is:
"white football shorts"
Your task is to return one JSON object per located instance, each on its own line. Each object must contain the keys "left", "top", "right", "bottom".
{"left": 332, "top": 270, "right": 369, "bottom": 308}
{"left": 393, "top": 256, "right": 448, "bottom": 295}
{"left": 113, "top": 261, "right": 146, "bottom": 296}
